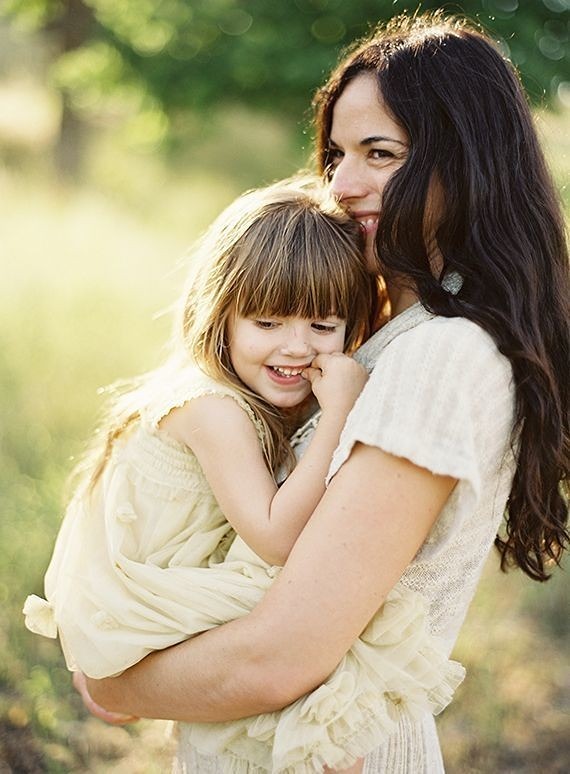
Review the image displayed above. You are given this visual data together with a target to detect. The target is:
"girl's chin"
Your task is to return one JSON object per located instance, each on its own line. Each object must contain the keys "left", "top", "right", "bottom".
{"left": 276, "top": 394, "right": 311, "bottom": 410}
{"left": 274, "top": 390, "right": 312, "bottom": 410}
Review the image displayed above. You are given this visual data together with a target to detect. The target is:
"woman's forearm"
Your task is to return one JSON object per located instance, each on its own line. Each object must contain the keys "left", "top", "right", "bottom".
{"left": 87, "top": 607, "right": 316, "bottom": 721}
{"left": 87, "top": 445, "right": 455, "bottom": 722}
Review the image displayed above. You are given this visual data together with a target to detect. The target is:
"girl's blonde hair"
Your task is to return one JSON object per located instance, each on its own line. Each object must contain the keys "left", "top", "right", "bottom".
{"left": 78, "top": 176, "right": 377, "bottom": 491}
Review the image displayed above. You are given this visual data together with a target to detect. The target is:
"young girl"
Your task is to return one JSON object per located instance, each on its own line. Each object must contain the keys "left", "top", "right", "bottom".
{"left": 25, "top": 178, "right": 464, "bottom": 772}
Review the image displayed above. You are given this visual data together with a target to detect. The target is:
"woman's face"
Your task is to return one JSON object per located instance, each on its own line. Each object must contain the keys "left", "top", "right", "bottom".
{"left": 327, "top": 73, "right": 409, "bottom": 268}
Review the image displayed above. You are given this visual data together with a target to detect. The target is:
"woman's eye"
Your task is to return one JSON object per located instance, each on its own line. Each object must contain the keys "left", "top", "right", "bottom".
{"left": 369, "top": 148, "right": 393, "bottom": 160}
{"left": 326, "top": 147, "right": 343, "bottom": 166}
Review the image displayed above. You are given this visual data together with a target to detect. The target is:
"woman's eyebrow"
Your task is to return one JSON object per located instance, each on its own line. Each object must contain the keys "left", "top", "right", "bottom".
{"left": 361, "top": 135, "right": 408, "bottom": 147}
{"left": 328, "top": 136, "right": 408, "bottom": 147}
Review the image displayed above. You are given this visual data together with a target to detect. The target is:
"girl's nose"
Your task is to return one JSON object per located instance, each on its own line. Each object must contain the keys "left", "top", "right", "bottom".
{"left": 280, "top": 326, "right": 313, "bottom": 358}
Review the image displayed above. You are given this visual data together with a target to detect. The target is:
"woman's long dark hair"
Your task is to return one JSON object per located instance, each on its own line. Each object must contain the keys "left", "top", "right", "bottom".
{"left": 314, "top": 12, "right": 570, "bottom": 581}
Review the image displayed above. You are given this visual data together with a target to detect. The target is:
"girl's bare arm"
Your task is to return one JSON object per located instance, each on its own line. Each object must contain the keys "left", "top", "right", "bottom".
{"left": 161, "top": 353, "right": 367, "bottom": 565}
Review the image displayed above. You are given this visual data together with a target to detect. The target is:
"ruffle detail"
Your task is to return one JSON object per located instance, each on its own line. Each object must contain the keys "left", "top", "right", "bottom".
{"left": 23, "top": 594, "right": 58, "bottom": 639}
{"left": 182, "top": 584, "right": 465, "bottom": 772}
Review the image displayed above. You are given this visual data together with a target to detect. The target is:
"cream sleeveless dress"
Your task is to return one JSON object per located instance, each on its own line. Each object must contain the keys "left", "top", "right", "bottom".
{"left": 176, "top": 300, "right": 516, "bottom": 772}
{"left": 25, "top": 347, "right": 469, "bottom": 771}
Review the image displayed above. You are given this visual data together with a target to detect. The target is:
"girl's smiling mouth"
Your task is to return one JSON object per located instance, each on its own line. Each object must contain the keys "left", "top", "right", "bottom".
{"left": 266, "top": 364, "right": 310, "bottom": 383}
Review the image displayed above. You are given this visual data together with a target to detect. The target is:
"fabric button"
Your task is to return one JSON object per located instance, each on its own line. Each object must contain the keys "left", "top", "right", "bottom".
{"left": 116, "top": 504, "right": 137, "bottom": 523}
{"left": 91, "top": 610, "right": 119, "bottom": 630}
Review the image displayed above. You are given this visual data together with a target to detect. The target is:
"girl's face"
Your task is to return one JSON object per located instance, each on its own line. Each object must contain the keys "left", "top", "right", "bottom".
{"left": 228, "top": 314, "right": 346, "bottom": 408}
{"left": 327, "top": 73, "right": 409, "bottom": 268}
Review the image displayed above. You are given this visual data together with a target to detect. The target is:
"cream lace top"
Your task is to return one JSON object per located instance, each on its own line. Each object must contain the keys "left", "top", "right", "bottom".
{"left": 332, "top": 303, "right": 517, "bottom": 654}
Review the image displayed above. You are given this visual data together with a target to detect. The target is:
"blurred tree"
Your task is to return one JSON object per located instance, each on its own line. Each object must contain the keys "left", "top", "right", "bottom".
{"left": 53, "top": 0, "right": 94, "bottom": 176}
{"left": 3, "top": 0, "right": 95, "bottom": 177}
{"left": 2, "top": 0, "right": 569, "bottom": 175}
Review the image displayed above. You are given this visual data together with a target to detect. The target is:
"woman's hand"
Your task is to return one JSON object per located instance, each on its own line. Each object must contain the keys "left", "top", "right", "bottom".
{"left": 72, "top": 672, "right": 139, "bottom": 725}
{"left": 303, "top": 353, "right": 368, "bottom": 416}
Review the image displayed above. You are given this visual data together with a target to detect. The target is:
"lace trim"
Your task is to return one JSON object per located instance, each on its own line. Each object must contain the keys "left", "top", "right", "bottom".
{"left": 289, "top": 411, "right": 321, "bottom": 450}
{"left": 141, "top": 367, "right": 266, "bottom": 448}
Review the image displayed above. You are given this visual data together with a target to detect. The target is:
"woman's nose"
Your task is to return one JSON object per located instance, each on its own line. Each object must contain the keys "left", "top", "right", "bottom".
{"left": 329, "top": 156, "right": 367, "bottom": 202}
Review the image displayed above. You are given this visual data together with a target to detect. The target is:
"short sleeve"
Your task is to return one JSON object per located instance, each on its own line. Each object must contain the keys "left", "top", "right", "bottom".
{"left": 141, "top": 364, "right": 266, "bottom": 446}
{"left": 326, "top": 317, "right": 515, "bottom": 509}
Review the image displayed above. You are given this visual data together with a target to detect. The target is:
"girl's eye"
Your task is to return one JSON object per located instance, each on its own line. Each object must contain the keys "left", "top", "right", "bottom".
{"left": 254, "top": 320, "right": 278, "bottom": 329}
{"left": 312, "top": 322, "right": 338, "bottom": 333}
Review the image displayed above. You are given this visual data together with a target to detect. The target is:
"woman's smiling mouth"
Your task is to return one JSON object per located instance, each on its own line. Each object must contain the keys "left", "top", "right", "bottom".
{"left": 352, "top": 212, "right": 379, "bottom": 235}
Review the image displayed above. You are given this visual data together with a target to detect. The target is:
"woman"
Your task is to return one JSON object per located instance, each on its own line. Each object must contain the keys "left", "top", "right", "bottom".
{"left": 77, "top": 12, "right": 569, "bottom": 772}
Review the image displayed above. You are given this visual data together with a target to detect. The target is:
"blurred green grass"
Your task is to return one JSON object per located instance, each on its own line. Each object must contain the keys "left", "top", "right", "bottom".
{"left": 0, "top": 107, "right": 568, "bottom": 772}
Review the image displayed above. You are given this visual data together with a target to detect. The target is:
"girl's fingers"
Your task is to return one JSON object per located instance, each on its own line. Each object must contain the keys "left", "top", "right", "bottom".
{"left": 72, "top": 672, "right": 139, "bottom": 725}
{"left": 301, "top": 366, "right": 321, "bottom": 383}
{"left": 309, "top": 352, "right": 341, "bottom": 372}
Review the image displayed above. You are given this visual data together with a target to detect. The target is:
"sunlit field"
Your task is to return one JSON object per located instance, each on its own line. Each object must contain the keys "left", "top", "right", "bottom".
{"left": 0, "top": 105, "right": 568, "bottom": 772}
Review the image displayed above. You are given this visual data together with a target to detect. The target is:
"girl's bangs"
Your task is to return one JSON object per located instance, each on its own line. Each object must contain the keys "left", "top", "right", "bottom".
{"left": 231, "top": 204, "right": 363, "bottom": 322}
{"left": 234, "top": 243, "right": 357, "bottom": 322}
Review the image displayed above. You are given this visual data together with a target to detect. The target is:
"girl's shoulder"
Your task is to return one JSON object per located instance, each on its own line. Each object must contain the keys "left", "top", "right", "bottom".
{"left": 141, "top": 363, "right": 263, "bottom": 440}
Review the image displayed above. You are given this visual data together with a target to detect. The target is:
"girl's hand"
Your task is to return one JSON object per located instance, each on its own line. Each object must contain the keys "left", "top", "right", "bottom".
{"left": 72, "top": 672, "right": 139, "bottom": 725}
{"left": 303, "top": 353, "right": 368, "bottom": 416}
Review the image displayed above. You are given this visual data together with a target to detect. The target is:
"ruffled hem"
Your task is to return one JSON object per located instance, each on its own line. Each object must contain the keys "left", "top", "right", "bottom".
{"left": 23, "top": 594, "right": 57, "bottom": 639}
{"left": 182, "top": 584, "right": 465, "bottom": 772}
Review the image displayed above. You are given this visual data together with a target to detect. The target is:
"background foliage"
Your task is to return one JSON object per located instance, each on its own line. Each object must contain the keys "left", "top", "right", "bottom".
{"left": 0, "top": 1, "right": 568, "bottom": 772}
{"left": 2, "top": 0, "right": 570, "bottom": 176}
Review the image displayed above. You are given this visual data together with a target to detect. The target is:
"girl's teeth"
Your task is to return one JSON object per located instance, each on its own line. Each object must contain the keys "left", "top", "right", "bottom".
{"left": 273, "top": 366, "right": 303, "bottom": 377}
